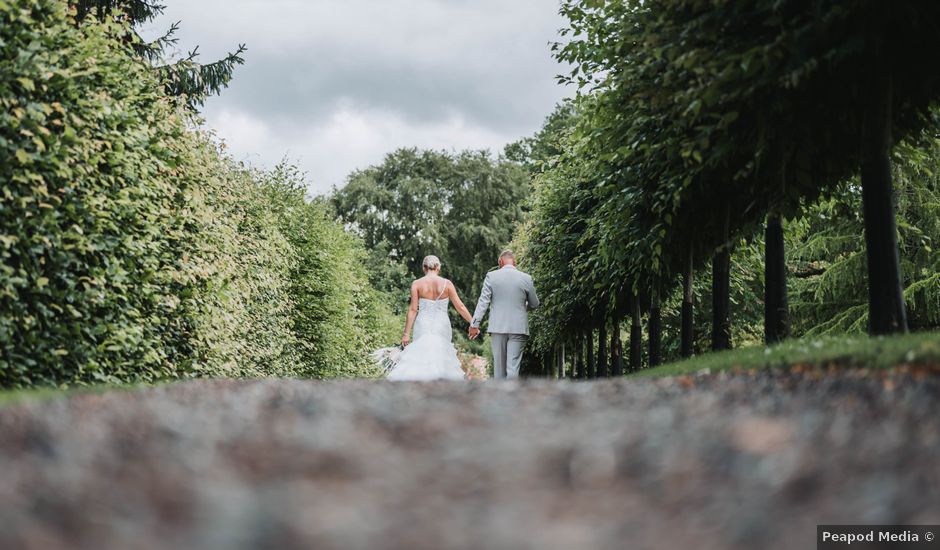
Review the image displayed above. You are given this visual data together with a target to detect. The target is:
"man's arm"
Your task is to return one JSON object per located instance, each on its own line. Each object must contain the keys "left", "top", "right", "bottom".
{"left": 525, "top": 275, "right": 540, "bottom": 310}
{"left": 471, "top": 274, "right": 493, "bottom": 328}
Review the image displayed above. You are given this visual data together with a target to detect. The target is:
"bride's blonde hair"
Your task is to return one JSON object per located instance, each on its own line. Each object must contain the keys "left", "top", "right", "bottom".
{"left": 422, "top": 255, "right": 442, "bottom": 272}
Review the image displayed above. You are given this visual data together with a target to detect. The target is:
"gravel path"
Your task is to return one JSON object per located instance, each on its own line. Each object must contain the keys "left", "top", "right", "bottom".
{"left": 1, "top": 371, "right": 939, "bottom": 550}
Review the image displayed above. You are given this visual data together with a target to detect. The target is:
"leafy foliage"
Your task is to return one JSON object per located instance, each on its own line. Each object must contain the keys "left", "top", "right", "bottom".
{"left": 170, "top": 141, "right": 301, "bottom": 379}
{"left": 515, "top": 0, "right": 940, "bottom": 370}
{"left": 0, "top": 0, "right": 394, "bottom": 388}
{"left": 1, "top": 0, "right": 198, "bottom": 386}
{"left": 504, "top": 102, "right": 578, "bottom": 174}
{"left": 260, "top": 165, "right": 398, "bottom": 378}
{"left": 789, "top": 137, "right": 940, "bottom": 335}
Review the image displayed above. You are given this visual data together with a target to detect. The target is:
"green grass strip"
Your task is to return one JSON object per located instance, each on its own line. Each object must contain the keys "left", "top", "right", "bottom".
{"left": 633, "top": 331, "right": 940, "bottom": 378}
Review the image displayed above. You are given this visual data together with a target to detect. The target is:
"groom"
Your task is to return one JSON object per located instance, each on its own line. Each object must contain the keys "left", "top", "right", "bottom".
{"left": 469, "top": 250, "right": 540, "bottom": 379}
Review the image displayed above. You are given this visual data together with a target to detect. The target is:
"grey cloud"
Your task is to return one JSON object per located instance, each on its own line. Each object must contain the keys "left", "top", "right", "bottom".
{"left": 217, "top": 49, "right": 563, "bottom": 136}
{"left": 144, "top": 0, "right": 571, "bottom": 190}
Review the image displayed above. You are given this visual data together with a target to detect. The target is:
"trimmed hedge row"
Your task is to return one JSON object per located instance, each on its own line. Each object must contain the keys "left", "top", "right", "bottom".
{"left": 0, "top": 0, "right": 397, "bottom": 388}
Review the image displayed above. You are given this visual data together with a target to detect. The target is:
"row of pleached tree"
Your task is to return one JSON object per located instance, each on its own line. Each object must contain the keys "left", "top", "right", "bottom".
{"left": 512, "top": 0, "right": 940, "bottom": 376}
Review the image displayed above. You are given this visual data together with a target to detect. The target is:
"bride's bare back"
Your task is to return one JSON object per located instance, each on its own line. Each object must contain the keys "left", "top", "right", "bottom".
{"left": 413, "top": 274, "right": 450, "bottom": 300}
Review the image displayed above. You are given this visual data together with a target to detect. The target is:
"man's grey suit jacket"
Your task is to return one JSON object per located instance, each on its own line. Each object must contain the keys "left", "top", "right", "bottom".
{"left": 471, "top": 266, "right": 540, "bottom": 335}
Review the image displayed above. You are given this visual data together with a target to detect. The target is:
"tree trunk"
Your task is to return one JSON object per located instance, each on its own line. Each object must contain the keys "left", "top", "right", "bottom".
{"left": 712, "top": 207, "right": 732, "bottom": 351}
{"left": 629, "top": 294, "right": 642, "bottom": 372}
{"left": 570, "top": 340, "right": 578, "bottom": 379}
{"left": 861, "top": 58, "right": 908, "bottom": 335}
{"left": 611, "top": 314, "right": 624, "bottom": 377}
{"left": 681, "top": 246, "right": 694, "bottom": 358}
{"left": 649, "top": 288, "right": 662, "bottom": 367}
{"left": 597, "top": 322, "right": 608, "bottom": 378}
{"left": 574, "top": 332, "right": 584, "bottom": 379}
{"left": 558, "top": 343, "right": 566, "bottom": 379}
{"left": 586, "top": 329, "right": 595, "bottom": 378}
{"left": 764, "top": 212, "right": 789, "bottom": 344}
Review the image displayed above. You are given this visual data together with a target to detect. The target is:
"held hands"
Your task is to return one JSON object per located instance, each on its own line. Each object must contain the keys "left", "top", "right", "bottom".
{"left": 468, "top": 326, "right": 480, "bottom": 340}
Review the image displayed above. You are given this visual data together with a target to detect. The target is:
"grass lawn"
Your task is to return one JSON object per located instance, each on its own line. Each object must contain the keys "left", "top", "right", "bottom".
{"left": 0, "top": 382, "right": 158, "bottom": 408}
{"left": 633, "top": 331, "right": 940, "bottom": 378}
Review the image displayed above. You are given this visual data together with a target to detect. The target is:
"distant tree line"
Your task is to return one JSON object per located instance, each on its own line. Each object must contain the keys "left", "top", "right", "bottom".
{"left": 329, "top": 148, "right": 531, "bottom": 352}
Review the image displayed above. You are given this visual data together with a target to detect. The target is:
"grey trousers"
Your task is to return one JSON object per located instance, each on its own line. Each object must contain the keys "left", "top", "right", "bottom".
{"left": 490, "top": 333, "right": 527, "bottom": 379}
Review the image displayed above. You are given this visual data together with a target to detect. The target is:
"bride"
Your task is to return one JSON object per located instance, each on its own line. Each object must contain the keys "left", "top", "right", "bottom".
{"left": 387, "top": 255, "right": 473, "bottom": 381}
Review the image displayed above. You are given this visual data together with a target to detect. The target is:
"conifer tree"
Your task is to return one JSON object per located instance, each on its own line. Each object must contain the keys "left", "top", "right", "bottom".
{"left": 72, "top": 0, "right": 246, "bottom": 108}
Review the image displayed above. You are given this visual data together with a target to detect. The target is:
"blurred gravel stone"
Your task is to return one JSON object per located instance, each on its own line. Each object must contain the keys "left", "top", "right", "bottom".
{"left": 0, "top": 371, "right": 939, "bottom": 549}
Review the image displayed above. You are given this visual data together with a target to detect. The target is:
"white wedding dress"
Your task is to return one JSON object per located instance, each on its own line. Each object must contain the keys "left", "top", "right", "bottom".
{"left": 387, "top": 288, "right": 465, "bottom": 381}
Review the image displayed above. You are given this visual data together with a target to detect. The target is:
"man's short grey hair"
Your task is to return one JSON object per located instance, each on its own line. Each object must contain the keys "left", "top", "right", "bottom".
{"left": 499, "top": 250, "right": 515, "bottom": 262}
{"left": 422, "top": 255, "right": 442, "bottom": 271}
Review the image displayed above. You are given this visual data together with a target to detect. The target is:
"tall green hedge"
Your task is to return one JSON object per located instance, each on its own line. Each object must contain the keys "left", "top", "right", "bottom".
{"left": 171, "top": 139, "right": 301, "bottom": 380}
{"left": 258, "top": 164, "right": 399, "bottom": 379}
{"left": 0, "top": 0, "right": 398, "bottom": 388}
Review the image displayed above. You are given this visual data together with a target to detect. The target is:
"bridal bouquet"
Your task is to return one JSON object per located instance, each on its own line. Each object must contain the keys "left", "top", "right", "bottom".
{"left": 371, "top": 346, "right": 403, "bottom": 376}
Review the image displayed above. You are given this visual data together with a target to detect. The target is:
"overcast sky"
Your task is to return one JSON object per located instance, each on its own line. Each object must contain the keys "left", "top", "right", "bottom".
{"left": 142, "top": 1, "right": 572, "bottom": 195}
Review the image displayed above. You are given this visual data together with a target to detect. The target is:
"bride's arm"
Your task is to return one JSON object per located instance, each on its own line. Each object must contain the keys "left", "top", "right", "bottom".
{"left": 448, "top": 283, "right": 473, "bottom": 324}
{"left": 402, "top": 282, "right": 419, "bottom": 346}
